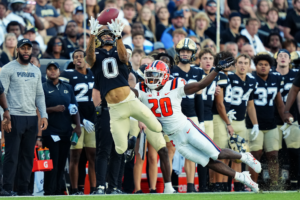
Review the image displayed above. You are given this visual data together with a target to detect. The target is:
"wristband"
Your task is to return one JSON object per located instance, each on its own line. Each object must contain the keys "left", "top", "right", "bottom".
{"left": 227, "top": 124, "right": 231, "bottom": 126}
{"left": 116, "top": 35, "right": 122, "bottom": 40}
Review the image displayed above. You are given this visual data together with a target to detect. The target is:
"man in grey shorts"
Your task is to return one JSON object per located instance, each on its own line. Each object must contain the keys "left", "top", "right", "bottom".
{"left": 0, "top": 39, "right": 48, "bottom": 196}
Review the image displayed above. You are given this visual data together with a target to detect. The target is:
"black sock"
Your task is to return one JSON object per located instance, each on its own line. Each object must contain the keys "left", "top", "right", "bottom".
{"left": 234, "top": 182, "right": 241, "bottom": 191}
{"left": 78, "top": 186, "right": 84, "bottom": 192}
{"left": 197, "top": 165, "right": 208, "bottom": 190}
{"left": 209, "top": 183, "right": 215, "bottom": 192}
{"left": 222, "top": 183, "right": 228, "bottom": 191}
{"left": 90, "top": 187, "right": 96, "bottom": 193}
{"left": 187, "top": 183, "right": 195, "bottom": 192}
{"left": 72, "top": 188, "right": 78, "bottom": 194}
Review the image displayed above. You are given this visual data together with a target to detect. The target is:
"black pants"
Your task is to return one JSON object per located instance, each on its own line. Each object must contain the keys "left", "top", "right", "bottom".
{"left": 95, "top": 109, "right": 122, "bottom": 189}
{"left": 122, "top": 157, "right": 135, "bottom": 193}
{"left": 3, "top": 115, "right": 38, "bottom": 192}
{"left": 42, "top": 135, "right": 70, "bottom": 195}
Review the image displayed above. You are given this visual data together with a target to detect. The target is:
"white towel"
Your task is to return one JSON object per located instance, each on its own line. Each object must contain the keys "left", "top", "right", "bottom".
{"left": 138, "top": 130, "right": 146, "bottom": 160}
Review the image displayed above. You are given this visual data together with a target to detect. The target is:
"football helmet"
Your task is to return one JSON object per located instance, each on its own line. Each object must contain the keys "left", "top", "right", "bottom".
{"left": 228, "top": 134, "right": 250, "bottom": 163}
{"left": 144, "top": 60, "right": 170, "bottom": 90}
{"left": 175, "top": 38, "right": 197, "bottom": 64}
{"left": 95, "top": 29, "right": 116, "bottom": 48}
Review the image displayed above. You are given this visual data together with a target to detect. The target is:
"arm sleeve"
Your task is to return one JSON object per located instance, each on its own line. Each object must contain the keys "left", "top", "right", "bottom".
{"left": 35, "top": 72, "right": 48, "bottom": 119}
{"left": 195, "top": 94, "right": 204, "bottom": 123}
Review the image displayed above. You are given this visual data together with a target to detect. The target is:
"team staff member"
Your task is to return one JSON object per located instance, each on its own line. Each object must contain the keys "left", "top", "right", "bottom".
{"left": 171, "top": 38, "right": 204, "bottom": 193}
{"left": 275, "top": 49, "right": 300, "bottom": 190}
{"left": 87, "top": 17, "right": 175, "bottom": 193}
{"left": 42, "top": 61, "right": 81, "bottom": 196}
{"left": 60, "top": 50, "right": 96, "bottom": 195}
{"left": 246, "top": 54, "right": 285, "bottom": 189}
{"left": 0, "top": 39, "right": 48, "bottom": 196}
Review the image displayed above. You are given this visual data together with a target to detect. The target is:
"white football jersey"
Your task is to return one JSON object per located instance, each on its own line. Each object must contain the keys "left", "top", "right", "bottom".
{"left": 136, "top": 78, "right": 188, "bottom": 134}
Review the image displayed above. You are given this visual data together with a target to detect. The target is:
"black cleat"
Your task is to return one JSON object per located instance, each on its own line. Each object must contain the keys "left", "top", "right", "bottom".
{"left": 0, "top": 190, "right": 17, "bottom": 196}
{"left": 134, "top": 190, "right": 143, "bottom": 194}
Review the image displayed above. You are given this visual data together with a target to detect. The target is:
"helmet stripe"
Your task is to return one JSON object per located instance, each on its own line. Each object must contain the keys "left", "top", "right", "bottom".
{"left": 184, "top": 38, "right": 188, "bottom": 47}
{"left": 151, "top": 60, "right": 158, "bottom": 69}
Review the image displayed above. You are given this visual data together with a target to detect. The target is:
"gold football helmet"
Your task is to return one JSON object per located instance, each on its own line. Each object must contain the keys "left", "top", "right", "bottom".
{"left": 95, "top": 29, "right": 116, "bottom": 48}
{"left": 175, "top": 38, "right": 197, "bottom": 64}
{"left": 228, "top": 134, "right": 250, "bottom": 163}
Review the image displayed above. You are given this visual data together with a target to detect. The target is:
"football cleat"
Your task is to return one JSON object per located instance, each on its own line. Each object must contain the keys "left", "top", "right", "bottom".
{"left": 242, "top": 152, "right": 262, "bottom": 173}
{"left": 239, "top": 172, "right": 259, "bottom": 193}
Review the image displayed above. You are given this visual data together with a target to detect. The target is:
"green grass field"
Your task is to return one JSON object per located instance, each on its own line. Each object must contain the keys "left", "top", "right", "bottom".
{"left": 0, "top": 192, "right": 299, "bottom": 200}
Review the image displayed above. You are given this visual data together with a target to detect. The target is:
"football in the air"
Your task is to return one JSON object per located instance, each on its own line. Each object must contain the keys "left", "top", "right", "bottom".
{"left": 97, "top": 8, "right": 119, "bottom": 25}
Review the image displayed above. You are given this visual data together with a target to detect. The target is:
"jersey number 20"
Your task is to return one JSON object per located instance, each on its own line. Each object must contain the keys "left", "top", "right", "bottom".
{"left": 148, "top": 98, "right": 173, "bottom": 117}
{"left": 102, "top": 58, "right": 119, "bottom": 78}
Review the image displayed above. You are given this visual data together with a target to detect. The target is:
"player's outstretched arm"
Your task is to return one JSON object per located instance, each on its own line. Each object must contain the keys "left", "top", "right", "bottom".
{"left": 108, "top": 19, "right": 129, "bottom": 64}
{"left": 275, "top": 92, "right": 285, "bottom": 123}
{"left": 284, "top": 85, "right": 299, "bottom": 123}
{"left": 184, "top": 56, "right": 234, "bottom": 95}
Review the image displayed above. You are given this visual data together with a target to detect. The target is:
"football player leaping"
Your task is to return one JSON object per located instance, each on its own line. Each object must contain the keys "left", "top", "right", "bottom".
{"left": 132, "top": 59, "right": 262, "bottom": 193}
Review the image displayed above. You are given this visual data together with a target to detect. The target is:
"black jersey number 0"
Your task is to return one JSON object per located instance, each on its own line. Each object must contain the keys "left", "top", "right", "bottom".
{"left": 103, "top": 58, "right": 119, "bottom": 78}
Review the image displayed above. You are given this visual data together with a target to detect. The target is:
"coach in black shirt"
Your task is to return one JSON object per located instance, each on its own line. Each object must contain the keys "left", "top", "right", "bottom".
{"left": 220, "top": 12, "right": 241, "bottom": 50}
{"left": 42, "top": 61, "right": 81, "bottom": 195}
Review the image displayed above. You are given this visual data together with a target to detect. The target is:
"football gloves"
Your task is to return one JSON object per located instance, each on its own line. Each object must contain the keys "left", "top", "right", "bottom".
{"left": 199, "top": 122, "right": 205, "bottom": 132}
{"left": 89, "top": 16, "right": 102, "bottom": 35}
{"left": 83, "top": 119, "right": 95, "bottom": 134}
{"left": 107, "top": 19, "right": 125, "bottom": 37}
{"left": 280, "top": 123, "right": 292, "bottom": 139}
{"left": 68, "top": 104, "right": 78, "bottom": 115}
{"left": 250, "top": 124, "right": 259, "bottom": 141}
{"left": 214, "top": 56, "right": 235, "bottom": 72}
{"left": 227, "top": 109, "right": 237, "bottom": 122}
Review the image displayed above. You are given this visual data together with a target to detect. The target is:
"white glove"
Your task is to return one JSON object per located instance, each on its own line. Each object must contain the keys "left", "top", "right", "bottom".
{"left": 280, "top": 123, "right": 292, "bottom": 139}
{"left": 227, "top": 109, "right": 237, "bottom": 122}
{"left": 83, "top": 119, "right": 95, "bottom": 134}
{"left": 250, "top": 124, "right": 259, "bottom": 141}
{"left": 107, "top": 19, "right": 125, "bottom": 36}
{"left": 68, "top": 104, "right": 78, "bottom": 115}
{"left": 89, "top": 16, "right": 102, "bottom": 35}
{"left": 199, "top": 122, "right": 205, "bottom": 132}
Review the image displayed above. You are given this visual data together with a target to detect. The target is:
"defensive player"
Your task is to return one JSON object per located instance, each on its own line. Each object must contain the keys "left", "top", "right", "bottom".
{"left": 245, "top": 53, "right": 285, "bottom": 188}
{"left": 86, "top": 17, "right": 174, "bottom": 193}
{"left": 171, "top": 38, "right": 204, "bottom": 192}
{"left": 60, "top": 49, "right": 96, "bottom": 195}
{"left": 133, "top": 60, "right": 261, "bottom": 193}
{"left": 274, "top": 49, "right": 300, "bottom": 190}
{"left": 211, "top": 51, "right": 233, "bottom": 192}
{"left": 228, "top": 54, "right": 259, "bottom": 191}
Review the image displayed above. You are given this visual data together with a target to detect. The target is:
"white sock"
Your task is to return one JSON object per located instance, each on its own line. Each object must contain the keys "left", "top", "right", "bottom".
{"left": 164, "top": 182, "right": 173, "bottom": 191}
{"left": 234, "top": 172, "right": 244, "bottom": 182}
{"left": 240, "top": 153, "right": 247, "bottom": 162}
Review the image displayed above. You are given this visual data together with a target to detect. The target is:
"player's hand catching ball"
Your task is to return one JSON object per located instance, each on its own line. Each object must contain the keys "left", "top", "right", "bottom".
{"left": 107, "top": 19, "right": 125, "bottom": 37}
{"left": 214, "top": 56, "right": 235, "bottom": 72}
{"left": 89, "top": 16, "right": 102, "bottom": 35}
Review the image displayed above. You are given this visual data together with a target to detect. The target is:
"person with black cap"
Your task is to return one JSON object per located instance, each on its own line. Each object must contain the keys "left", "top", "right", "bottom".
{"left": 161, "top": 9, "right": 195, "bottom": 49}
{"left": 0, "top": 38, "right": 48, "bottom": 196}
{"left": 42, "top": 61, "right": 81, "bottom": 195}
{"left": 220, "top": 12, "right": 241, "bottom": 51}
{"left": 273, "top": 49, "right": 300, "bottom": 190}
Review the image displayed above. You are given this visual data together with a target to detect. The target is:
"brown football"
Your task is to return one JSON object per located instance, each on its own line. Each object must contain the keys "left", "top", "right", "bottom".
{"left": 97, "top": 8, "right": 119, "bottom": 25}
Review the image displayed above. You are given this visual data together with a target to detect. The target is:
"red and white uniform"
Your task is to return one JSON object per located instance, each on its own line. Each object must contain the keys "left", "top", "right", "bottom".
{"left": 136, "top": 77, "right": 221, "bottom": 166}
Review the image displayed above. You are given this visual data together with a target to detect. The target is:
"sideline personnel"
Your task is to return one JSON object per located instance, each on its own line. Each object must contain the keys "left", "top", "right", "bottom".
{"left": 0, "top": 39, "right": 48, "bottom": 196}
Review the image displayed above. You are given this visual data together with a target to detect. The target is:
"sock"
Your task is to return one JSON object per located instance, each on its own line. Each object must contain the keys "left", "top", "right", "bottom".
{"left": 90, "top": 187, "right": 96, "bottom": 193}
{"left": 222, "top": 183, "right": 228, "bottom": 191}
{"left": 187, "top": 183, "right": 195, "bottom": 192}
{"left": 164, "top": 182, "right": 174, "bottom": 192}
{"left": 78, "top": 186, "right": 84, "bottom": 192}
{"left": 234, "top": 172, "right": 244, "bottom": 183}
{"left": 240, "top": 153, "right": 247, "bottom": 163}
{"left": 209, "top": 183, "right": 216, "bottom": 192}
{"left": 72, "top": 188, "right": 78, "bottom": 194}
{"left": 197, "top": 165, "right": 208, "bottom": 190}
{"left": 234, "top": 182, "right": 241, "bottom": 191}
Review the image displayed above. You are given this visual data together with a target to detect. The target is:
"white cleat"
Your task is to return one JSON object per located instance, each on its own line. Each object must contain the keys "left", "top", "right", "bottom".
{"left": 242, "top": 152, "right": 262, "bottom": 173}
{"left": 163, "top": 188, "right": 176, "bottom": 194}
{"left": 240, "top": 171, "right": 259, "bottom": 193}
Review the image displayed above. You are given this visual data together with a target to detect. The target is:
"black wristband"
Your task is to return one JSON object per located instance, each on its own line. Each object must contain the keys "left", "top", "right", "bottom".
{"left": 37, "top": 136, "right": 42, "bottom": 138}
{"left": 227, "top": 124, "right": 231, "bottom": 126}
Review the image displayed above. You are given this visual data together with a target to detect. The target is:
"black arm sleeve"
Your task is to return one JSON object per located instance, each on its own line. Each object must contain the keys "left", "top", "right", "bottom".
{"left": 195, "top": 94, "right": 204, "bottom": 123}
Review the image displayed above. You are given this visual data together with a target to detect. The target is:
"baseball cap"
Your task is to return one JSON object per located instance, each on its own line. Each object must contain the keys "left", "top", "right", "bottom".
{"left": 277, "top": 49, "right": 291, "bottom": 58}
{"left": 73, "top": 6, "right": 83, "bottom": 15}
{"left": 229, "top": 12, "right": 241, "bottom": 20}
{"left": 17, "top": 39, "right": 32, "bottom": 48}
{"left": 24, "top": 26, "right": 36, "bottom": 34}
{"left": 172, "top": 10, "right": 184, "bottom": 19}
{"left": 46, "top": 61, "right": 60, "bottom": 69}
{"left": 9, "top": 0, "right": 25, "bottom": 10}
{"left": 206, "top": 0, "right": 217, "bottom": 6}
{"left": 154, "top": 42, "right": 165, "bottom": 50}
